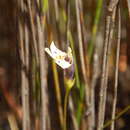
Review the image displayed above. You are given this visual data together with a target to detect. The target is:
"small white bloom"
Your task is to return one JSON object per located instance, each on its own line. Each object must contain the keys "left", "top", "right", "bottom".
{"left": 45, "top": 41, "right": 73, "bottom": 69}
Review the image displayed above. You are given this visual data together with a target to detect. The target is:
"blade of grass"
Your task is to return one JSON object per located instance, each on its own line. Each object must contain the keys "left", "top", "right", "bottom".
{"left": 76, "top": 83, "right": 85, "bottom": 125}
{"left": 88, "top": 0, "right": 103, "bottom": 61}
{"left": 75, "top": 0, "right": 89, "bottom": 105}
{"left": 75, "top": 0, "right": 91, "bottom": 129}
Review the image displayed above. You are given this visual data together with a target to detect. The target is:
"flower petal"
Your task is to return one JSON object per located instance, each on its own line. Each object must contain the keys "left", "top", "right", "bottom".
{"left": 45, "top": 48, "right": 55, "bottom": 59}
{"left": 55, "top": 59, "right": 72, "bottom": 69}
{"left": 50, "top": 41, "right": 66, "bottom": 57}
{"left": 45, "top": 41, "right": 73, "bottom": 69}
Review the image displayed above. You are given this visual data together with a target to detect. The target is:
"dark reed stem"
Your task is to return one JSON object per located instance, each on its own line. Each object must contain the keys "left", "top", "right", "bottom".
{"left": 110, "top": 5, "right": 121, "bottom": 130}
{"left": 97, "top": 0, "right": 119, "bottom": 129}
{"left": 18, "top": 1, "right": 31, "bottom": 129}
{"left": 90, "top": 48, "right": 100, "bottom": 129}
{"left": 27, "top": 0, "right": 39, "bottom": 63}
{"left": 126, "top": 0, "right": 130, "bottom": 19}
{"left": 68, "top": 97, "right": 79, "bottom": 130}
{"left": 37, "top": 14, "right": 48, "bottom": 130}
{"left": 54, "top": 0, "right": 59, "bottom": 21}
{"left": 24, "top": 24, "right": 31, "bottom": 130}
{"left": 75, "top": 0, "right": 93, "bottom": 129}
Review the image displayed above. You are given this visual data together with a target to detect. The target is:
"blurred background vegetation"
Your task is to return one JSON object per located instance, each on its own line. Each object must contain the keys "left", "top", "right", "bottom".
{"left": 0, "top": 0, "right": 130, "bottom": 130}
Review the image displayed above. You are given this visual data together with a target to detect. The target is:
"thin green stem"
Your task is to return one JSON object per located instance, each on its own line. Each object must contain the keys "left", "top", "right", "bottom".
{"left": 63, "top": 88, "right": 71, "bottom": 130}
{"left": 103, "top": 105, "right": 130, "bottom": 129}
{"left": 52, "top": 61, "right": 64, "bottom": 129}
{"left": 76, "top": 83, "right": 85, "bottom": 125}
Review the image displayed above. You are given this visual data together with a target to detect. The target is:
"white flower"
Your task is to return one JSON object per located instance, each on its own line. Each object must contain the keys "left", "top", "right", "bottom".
{"left": 45, "top": 41, "right": 73, "bottom": 69}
